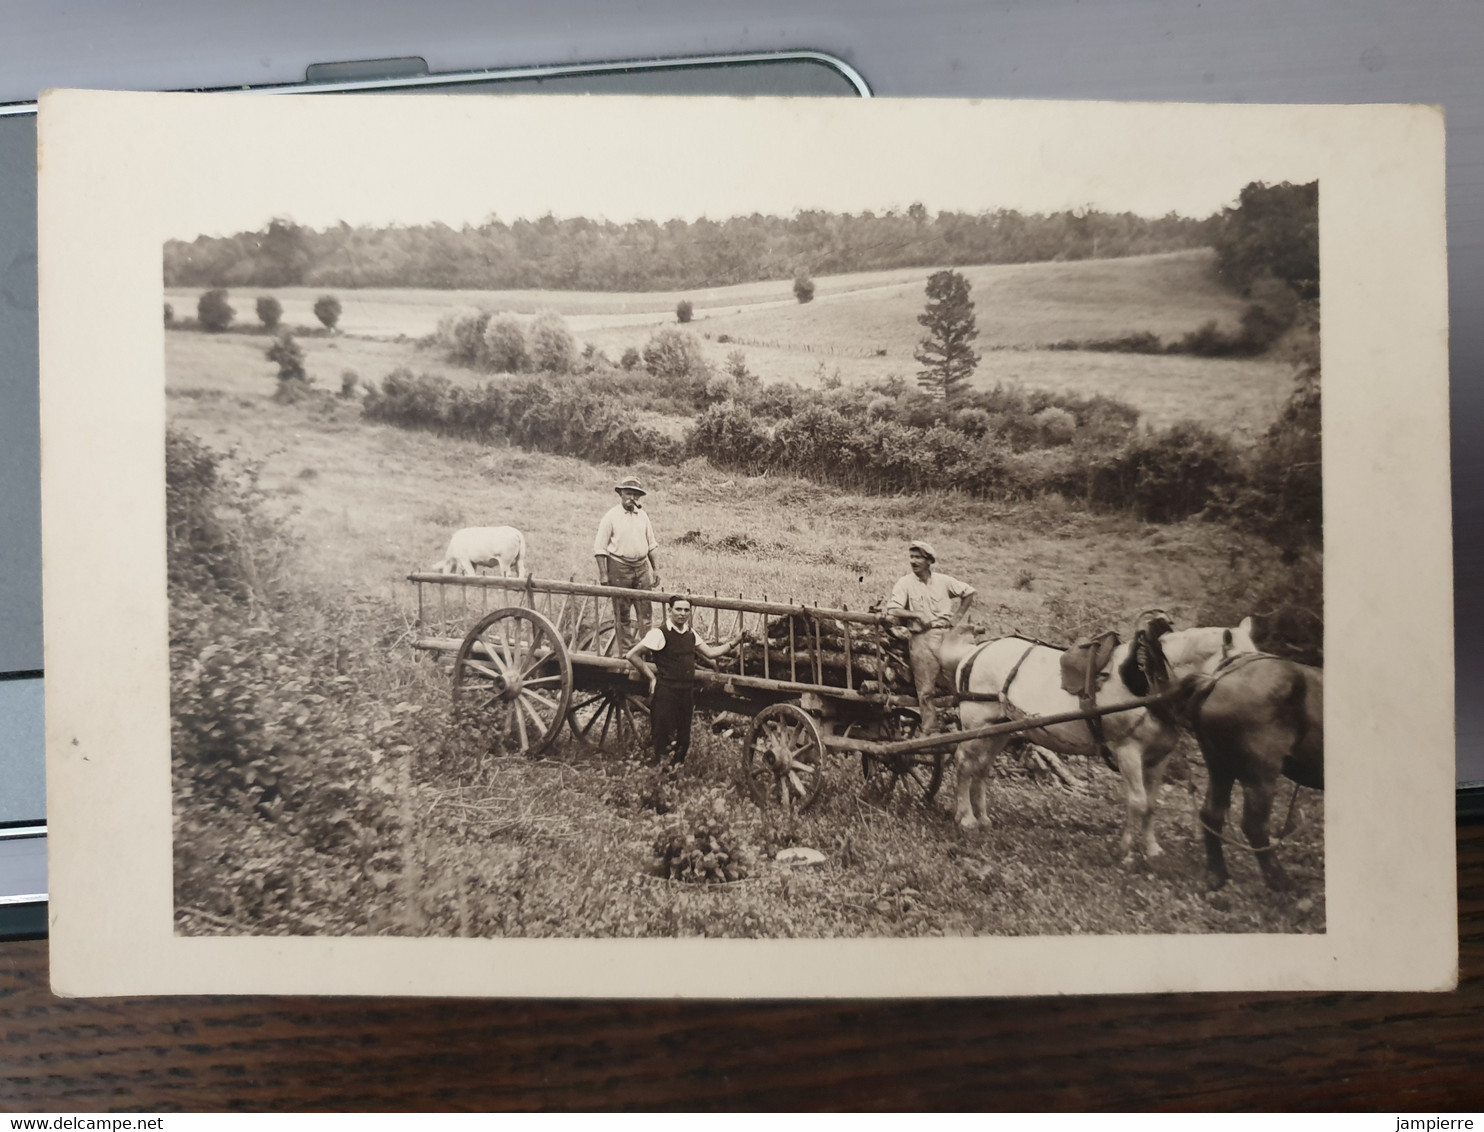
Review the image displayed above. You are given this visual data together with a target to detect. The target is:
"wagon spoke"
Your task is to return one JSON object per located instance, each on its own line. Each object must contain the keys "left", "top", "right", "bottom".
{"left": 516, "top": 696, "right": 550, "bottom": 737}
{"left": 517, "top": 646, "right": 554, "bottom": 682}
{"left": 480, "top": 630, "right": 514, "bottom": 674}
{"left": 513, "top": 699, "right": 531, "bottom": 751}
{"left": 522, "top": 673, "right": 566, "bottom": 687}
{"left": 521, "top": 688, "right": 561, "bottom": 714}
{"left": 597, "top": 700, "right": 615, "bottom": 748}
{"left": 460, "top": 657, "right": 503, "bottom": 683}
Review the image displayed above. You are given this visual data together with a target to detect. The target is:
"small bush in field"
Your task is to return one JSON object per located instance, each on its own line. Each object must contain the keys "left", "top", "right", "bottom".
{"left": 313, "top": 294, "right": 342, "bottom": 331}
{"left": 339, "top": 370, "right": 360, "bottom": 398}
{"left": 642, "top": 328, "right": 709, "bottom": 381}
{"left": 266, "top": 333, "right": 311, "bottom": 402}
{"left": 676, "top": 299, "right": 693, "bottom": 324}
{"left": 482, "top": 315, "right": 528, "bottom": 373}
{"left": 197, "top": 289, "right": 235, "bottom": 332}
{"left": 793, "top": 272, "right": 815, "bottom": 304}
{"left": 256, "top": 296, "right": 283, "bottom": 330}
{"left": 620, "top": 346, "right": 642, "bottom": 371}
{"left": 266, "top": 332, "right": 305, "bottom": 380}
{"left": 529, "top": 309, "right": 576, "bottom": 373}
{"left": 164, "top": 302, "right": 175, "bottom": 326}
{"left": 436, "top": 309, "right": 491, "bottom": 368}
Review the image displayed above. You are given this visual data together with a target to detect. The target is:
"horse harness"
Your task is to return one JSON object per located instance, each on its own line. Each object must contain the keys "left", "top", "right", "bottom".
{"left": 955, "top": 633, "right": 1121, "bottom": 770}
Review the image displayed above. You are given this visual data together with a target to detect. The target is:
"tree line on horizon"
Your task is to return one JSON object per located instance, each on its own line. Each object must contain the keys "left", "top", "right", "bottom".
{"left": 163, "top": 205, "right": 1220, "bottom": 292}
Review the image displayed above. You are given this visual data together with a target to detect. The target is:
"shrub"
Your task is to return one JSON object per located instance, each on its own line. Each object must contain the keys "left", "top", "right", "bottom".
{"left": 165, "top": 427, "right": 292, "bottom": 604}
{"left": 339, "top": 370, "right": 360, "bottom": 398}
{"left": 164, "top": 302, "right": 174, "bottom": 326}
{"left": 723, "top": 350, "right": 761, "bottom": 399}
{"left": 1032, "top": 406, "right": 1077, "bottom": 445}
{"left": 651, "top": 799, "right": 750, "bottom": 883}
{"left": 676, "top": 299, "right": 693, "bottom": 324}
{"left": 436, "top": 309, "right": 492, "bottom": 368}
{"left": 482, "top": 315, "right": 529, "bottom": 373}
{"left": 1209, "top": 363, "right": 1321, "bottom": 555}
{"left": 313, "top": 294, "right": 342, "bottom": 331}
{"left": 793, "top": 272, "right": 815, "bottom": 304}
{"left": 642, "top": 328, "right": 710, "bottom": 382}
{"left": 620, "top": 346, "right": 642, "bottom": 371}
{"left": 364, "top": 370, "right": 680, "bottom": 466}
{"left": 1085, "top": 421, "right": 1242, "bottom": 522}
{"left": 528, "top": 309, "right": 576, "bottom": 373}
{"left": 197, "top": 289, "right": 235, "bottom": 332}
{"left": 362, "top": 368, "right": 453, "bottom": 429}
{"left": 255, "top": 296, "right": 283, "bottom": 330}
{"left": 266, "top": 333, "right": 311, "bottom": 402}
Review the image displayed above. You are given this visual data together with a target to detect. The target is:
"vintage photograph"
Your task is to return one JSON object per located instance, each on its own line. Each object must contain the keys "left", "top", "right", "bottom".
{"left": 161, "top": 123, "right": 1323, "bottom": 941}
{"left": 40, "top": 92, "right": 1455, "bottom": 995}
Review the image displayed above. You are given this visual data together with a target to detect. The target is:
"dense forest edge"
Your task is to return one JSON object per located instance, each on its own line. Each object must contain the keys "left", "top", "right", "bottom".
{"left": 167, "top": 204, "right": 1224, "bottom": 292}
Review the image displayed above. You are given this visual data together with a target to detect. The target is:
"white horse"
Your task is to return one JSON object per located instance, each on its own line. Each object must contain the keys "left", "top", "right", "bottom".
{"left": 952, "top": 615, "right": 1256, "bottom": 865}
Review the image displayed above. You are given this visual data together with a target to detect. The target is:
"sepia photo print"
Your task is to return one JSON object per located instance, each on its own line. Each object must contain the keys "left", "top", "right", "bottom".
{"left": 40, "top": 93, "right": 1455, "bottom": 995}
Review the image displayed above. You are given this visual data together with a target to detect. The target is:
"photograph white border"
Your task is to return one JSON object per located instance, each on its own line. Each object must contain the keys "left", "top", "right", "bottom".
{"left": 39, "top": 91, "right": 1455, "bottom": 996}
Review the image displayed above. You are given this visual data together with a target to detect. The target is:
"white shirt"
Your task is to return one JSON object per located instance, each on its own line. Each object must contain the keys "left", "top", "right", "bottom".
{"left": 594, "top": 503, "right": 658, "bottom": 561}
{"left": 640, "top": 617, "right": 691, "bottom": 651}
{"left": 884, "top": 570, "right": 975, "bottom": 629}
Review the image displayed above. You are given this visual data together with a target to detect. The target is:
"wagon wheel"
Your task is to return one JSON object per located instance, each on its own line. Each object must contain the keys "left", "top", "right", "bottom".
{"left": 861, "top": 711, "right": 945, "bottom": 805}
{"left": 566, "top": 684, "right": 652, "bottom": 755}
{"left": 452, "top": 607, "right": 573, "bottom": 757}
{"left": 742, "top": 703, "right": 826, "bottom": 812}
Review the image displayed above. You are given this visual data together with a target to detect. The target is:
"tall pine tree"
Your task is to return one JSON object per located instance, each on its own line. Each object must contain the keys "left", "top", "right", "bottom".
{"left": 914, "top": 269, "right": 980, "bottom": 399}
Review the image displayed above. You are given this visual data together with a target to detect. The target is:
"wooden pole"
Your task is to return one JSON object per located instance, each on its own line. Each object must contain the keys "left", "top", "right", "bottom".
{"left": 823, "top": 691, "right": 1184, "bottom": 757}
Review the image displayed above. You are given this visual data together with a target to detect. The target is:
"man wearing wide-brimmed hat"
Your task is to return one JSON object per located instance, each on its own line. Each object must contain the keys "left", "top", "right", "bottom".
{"left": 594, "top": 476, "right": 661, "bottom": 652}
{"left": 884, "top": 539, "right": 976, "bottom": 733}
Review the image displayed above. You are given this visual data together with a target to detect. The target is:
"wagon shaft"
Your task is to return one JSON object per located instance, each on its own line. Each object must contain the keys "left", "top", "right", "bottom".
{"left": 826, "top": 689, "right": 1181, "bottom": 758}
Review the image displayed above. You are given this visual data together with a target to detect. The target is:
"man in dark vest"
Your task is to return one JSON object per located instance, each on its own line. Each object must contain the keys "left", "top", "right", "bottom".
{"left": 625, "top": 595, "right": 740, "bottom": 766}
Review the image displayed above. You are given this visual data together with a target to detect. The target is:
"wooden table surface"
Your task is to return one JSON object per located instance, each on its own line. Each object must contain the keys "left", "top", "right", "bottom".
{"left": 2, "top": 822, "right": 1481, "bottom": 1112}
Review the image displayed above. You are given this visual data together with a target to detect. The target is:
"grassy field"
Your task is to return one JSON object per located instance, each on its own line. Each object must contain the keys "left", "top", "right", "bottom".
{"left": 167, "top": 248, "right": 1295, "bottom": 438}
{"left": 167, "top": 360, "right": 1324, "bottom": 938}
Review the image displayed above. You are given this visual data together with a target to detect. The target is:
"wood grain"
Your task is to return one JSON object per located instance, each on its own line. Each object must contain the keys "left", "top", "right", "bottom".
{"left": 2, "top": 823, "right": 1480, "bottom": 1112}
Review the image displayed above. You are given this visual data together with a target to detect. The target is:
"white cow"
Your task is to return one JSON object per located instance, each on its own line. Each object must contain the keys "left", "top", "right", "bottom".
{"left": 431, "top": 526, "right": 528, "bottom": 578}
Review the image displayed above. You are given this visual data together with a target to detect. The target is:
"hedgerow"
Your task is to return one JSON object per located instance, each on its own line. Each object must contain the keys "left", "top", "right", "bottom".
{"left": 360, "top": 356, "right": 1310, "bottom": 532}
{"left": 168, "top": 427, "right": 448, "bottom": 935}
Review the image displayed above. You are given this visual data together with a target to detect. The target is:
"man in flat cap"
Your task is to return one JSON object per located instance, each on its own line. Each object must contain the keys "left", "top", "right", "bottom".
{"left": 594, "top": 476, "right": 661, "bottom": 652}
{"left": 884, "top": 540, "right": 976, "bottom": 733}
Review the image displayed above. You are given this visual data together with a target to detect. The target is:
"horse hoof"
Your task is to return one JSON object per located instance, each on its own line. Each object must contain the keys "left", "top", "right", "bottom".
{"left": 956, "top": 816, "right": 978, "bottom": 831}
{"left": 1146, "top": 844, "right": 1165, "bottom": 861}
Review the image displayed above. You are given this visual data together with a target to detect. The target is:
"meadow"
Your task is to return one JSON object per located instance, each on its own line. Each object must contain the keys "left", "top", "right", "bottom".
{"left": 166, "top": 249, "right": 1322, "bottom": 939}
{"left": 166, "top": 383, "right": 1323, "bottom": 939}
{"left": 166, "top": 248, "right": 1294, "bottom": 437}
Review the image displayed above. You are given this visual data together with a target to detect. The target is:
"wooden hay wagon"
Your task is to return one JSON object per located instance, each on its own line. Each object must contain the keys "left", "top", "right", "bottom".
{"left": 407, "top": 573, "right": 1175, "bottom": 812}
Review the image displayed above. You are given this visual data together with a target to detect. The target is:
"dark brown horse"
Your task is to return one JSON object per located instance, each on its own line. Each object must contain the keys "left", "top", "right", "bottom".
{"left": 1189, "top": 655, "right": 1323, "bottom": 890}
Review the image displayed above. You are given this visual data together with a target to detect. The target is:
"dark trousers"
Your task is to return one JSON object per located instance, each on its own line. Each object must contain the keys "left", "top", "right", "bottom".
{"left": 606, "top": 557, "right": 654, "bottom": 653}
{"left": 651, "top": 681, "right": 694, "bottom": 765}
